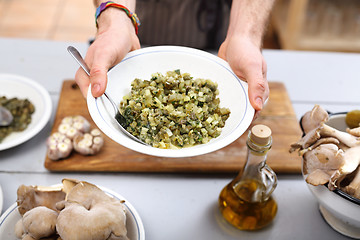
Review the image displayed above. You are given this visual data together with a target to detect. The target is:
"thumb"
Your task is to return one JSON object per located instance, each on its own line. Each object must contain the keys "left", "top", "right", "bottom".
{"left": 89, "top": 57, "right": 111, "bottom": 98}
{"left": 245, "top": 68, "right": 269, "bottom": 111}
{"left": 248, "top": 78, "right": 268, "bottom": 111}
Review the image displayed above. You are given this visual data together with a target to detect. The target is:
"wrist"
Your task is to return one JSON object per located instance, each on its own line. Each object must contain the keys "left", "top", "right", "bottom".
{"left": 96, "top": 7, "right": 134, "bottom": 32}
{"left": 226, "top": 31, "right": 262, "bottom": 50}
{"left": 224, "top": 31, "right": 262, "bottom": 52}
{"left": 94, "top": 0, "right": 135, "bottom": 10}
{"left": 95, "top": 1, "right": 139, "bottom": 35}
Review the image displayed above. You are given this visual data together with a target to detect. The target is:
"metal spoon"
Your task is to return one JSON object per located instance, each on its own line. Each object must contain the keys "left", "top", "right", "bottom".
{"left": 67, "top": 46, "right": 149, "bottom": 146}
{"left": 0, "top": 106, "right": 13, "bottom": 126}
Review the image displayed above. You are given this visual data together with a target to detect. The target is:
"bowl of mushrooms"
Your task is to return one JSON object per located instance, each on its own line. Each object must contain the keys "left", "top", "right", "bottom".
{"left": 290, "top": 105, "right": 360, "bottom": 238}
{"left": 0, "top": 179, "right": 145, "bottom": 240}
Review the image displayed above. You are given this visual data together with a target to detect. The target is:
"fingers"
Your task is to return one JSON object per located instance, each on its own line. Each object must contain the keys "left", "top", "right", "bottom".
{"left": 247, "top": 72, "right": 269, "bottom": 111}
{"left": 88, "top": 40, "right": 133, "bottom": 98}
{"left": 75, "top": 67, "right": 90, "bottom": 98}
{"left": 89, "top": 61, "right": 108, "bottom": 98}
{"left": 244, "top": 58, "right": 269, "bottom": 111}
{"left": 73, "top": 49, "right": 109, "bottom": 98}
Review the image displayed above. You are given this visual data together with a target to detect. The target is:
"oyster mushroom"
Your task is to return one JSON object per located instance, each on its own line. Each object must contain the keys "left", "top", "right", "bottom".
{"left": 21, "top": 206, "right": 58, "bottom": 239}
{"left": 46, "top": 132, "right": 73, "bottom": 160}
{"left": 290, "top": 127, "right": 321, "bottom": 153}
{"left": 347, "top": 126, "right": 360, "bottom": 137}
{"left": 320, "top": 122, "right": 360, "bottom": 148}
{"left": 17, "top": 184, "right": 65, "bottom": 216}
{"left": 290, "top": 122, "right": 360, "bottom": 153}
{"left": 299, "top": 137, "right": 340, "bottom": 155}
{"left": 15, "top": 219, "right": 24, "bottom": 239}
{"left": 291, "top": 105, "right": 360, "bottom": 199}
{"left": 56, "top": 179, "right": 128, "bottom": 240}
{"left": 301, "top": 104, "right": 328, "bottom": 134}
{"left": 329, "top": 146, "right": 360, "bottom": 190}
{"left": 341, "top": 166, "right": 360, "bottom": 199}
{"left": 20, "top": 235, "right": 58, "bottom": 240}
{"left": 73, "top": 128, "right": 104, "bottom": 155}
{"left": 303, "top": 143, "right": 344, "bottom": 186}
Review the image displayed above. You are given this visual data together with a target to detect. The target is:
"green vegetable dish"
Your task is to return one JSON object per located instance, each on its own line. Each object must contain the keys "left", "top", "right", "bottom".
{"left": 0, "top": 96, "right": 35, "bottom": 143}
{"left": 119, "top": 70, "right": 230, "bottom": 149}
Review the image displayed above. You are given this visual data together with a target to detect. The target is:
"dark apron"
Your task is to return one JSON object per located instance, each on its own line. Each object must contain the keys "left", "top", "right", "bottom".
{"left": 136, "top": 0, "right": 231, "bottom": 50}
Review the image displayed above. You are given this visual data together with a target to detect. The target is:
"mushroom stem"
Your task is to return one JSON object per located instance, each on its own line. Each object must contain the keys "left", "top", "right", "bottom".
{"left": 320, "top": 123, "right": 360, "bottom": 148}
{"left": 342, "top": 166, "right": 360, "bottom": 199}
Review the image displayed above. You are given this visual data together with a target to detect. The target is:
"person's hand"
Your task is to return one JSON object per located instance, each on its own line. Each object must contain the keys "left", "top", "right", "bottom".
{"left": 218, "top": 35, "right": 269, "bottom": 112}
{"left": 75, "top": 9, "right": 140, "bottom": 98}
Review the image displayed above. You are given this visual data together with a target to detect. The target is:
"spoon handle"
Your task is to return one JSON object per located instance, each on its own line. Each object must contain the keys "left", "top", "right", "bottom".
{"left": 67, "top": 46, "right": 91, "bottom": 76}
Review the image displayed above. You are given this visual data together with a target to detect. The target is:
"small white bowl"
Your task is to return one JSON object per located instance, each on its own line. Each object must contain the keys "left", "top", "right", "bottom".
{"left": 0, "top": 74, "right": 52, "bottom": 151}
{"left": 87, "top": 46, "right": 254, "bottom": 158}
{"left": 304, "top": 113, "right": 360, "bottom": 238}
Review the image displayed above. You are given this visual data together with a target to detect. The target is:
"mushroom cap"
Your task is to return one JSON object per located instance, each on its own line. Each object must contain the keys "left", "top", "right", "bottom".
{"left": 303, "top": 143, "right": 344, "bottom": 186}
{"left": 14, "top": 219, "right": 24, "bottom": 239}
{"left": 17, "top": 185, "right": 65, "bottom": 216}
{"left": 57, "top": 202, "right": 127, "bottom": 240}
{"left": 301, "top": 104, "right": 328, "bottom": 134}
{"left": 56, "top": 180, "right": 128, "bottom": 240}
{"left": 22, "top": 206, "right": 58, "bottom": 239}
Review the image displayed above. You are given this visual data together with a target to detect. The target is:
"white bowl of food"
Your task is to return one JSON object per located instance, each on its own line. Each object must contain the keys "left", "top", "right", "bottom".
{"left": 87, "top": 46, "right": 254, "bottom": 158}
{"left": 294, "top": 105, "right": 360, "bottom": 238}
{"left": 0, "top": 74, "right": 52, "bottom": 151}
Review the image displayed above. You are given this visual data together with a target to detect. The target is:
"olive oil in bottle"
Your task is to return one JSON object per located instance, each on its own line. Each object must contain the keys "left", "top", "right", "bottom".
{"left": 218, "top": 124, "right": 277, "bottom": 230}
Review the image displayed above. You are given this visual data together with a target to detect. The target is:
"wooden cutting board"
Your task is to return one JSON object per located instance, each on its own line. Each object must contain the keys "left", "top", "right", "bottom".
{"left": 44, "top": 80, "right": 302, "bottom": 173}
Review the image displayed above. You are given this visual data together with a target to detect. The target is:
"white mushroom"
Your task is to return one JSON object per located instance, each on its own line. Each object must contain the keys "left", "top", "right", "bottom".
{"left": 46, "top": 132, "right": 73, "bottom": 160}
{"left": 22, "top": 206, "right": 58, "bottom": 239}
{"left": 56, "top": 179, "right": 128, "bottom": 240}
{"left": 73, "top": 128, "right": 104, "bottom": 155}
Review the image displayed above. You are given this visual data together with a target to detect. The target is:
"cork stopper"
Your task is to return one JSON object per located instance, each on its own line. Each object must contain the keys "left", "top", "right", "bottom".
{"left": 250, "top": 124, "right": 272, "bottom": 145}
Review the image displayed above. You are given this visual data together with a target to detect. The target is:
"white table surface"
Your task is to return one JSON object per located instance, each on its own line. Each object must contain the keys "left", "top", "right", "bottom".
{"left": 0, "top": 37, "right": 359, "bottom": 239}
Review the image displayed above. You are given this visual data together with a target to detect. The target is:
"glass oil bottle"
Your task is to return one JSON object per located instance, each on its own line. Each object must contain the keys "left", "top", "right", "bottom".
{"left": 218, "top": 124, "right": 277, "bottom": 230}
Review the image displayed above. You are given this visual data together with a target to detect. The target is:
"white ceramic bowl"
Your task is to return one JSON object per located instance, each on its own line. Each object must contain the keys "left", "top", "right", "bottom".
{"left": 303, "top": 113, "right": 360, "bottom": 238}
{"left": 87, "top": 46, "right": 254, "bottom": 158}
{"left": 0, "top": 74, "right": 52, "bottom": 151}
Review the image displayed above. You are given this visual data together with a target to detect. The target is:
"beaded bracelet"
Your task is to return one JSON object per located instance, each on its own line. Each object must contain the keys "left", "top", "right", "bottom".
{"left": 95, "top": 1, "right": 141, "bottom": 34}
